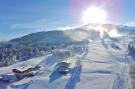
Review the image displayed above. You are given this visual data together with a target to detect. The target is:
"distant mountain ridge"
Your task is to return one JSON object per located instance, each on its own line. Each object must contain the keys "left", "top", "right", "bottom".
{"left": 10, "top": 29, "right": 99, "bottom": 46}
{"left": 0, "top": 28, "right": 99, "bottom": 66}
{"left": 9, "top": 23, "right": 135, "bottom": 46}
{"left": 0, "top": 24, "right": 135, "bottom": 67}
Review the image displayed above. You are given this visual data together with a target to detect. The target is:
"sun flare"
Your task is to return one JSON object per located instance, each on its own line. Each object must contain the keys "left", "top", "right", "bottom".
{"left": 82, "top": 6, "right": 107, "bottom": 24}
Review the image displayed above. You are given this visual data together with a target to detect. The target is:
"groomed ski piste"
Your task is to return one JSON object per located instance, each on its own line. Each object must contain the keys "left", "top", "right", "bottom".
{"left": 0, "top": 37, "right": 134, "bottom": 89}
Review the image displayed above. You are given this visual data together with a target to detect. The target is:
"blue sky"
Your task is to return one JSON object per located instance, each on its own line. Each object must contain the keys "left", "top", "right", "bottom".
{"left": 0, "top": 0, "right": 135, "bottom": 41}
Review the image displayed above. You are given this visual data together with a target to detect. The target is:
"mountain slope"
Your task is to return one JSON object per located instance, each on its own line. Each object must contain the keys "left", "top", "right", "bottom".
{"left": 1, "top": 24, "right": 135, "bottom": 67}
{"left": 0, "top": 28, "right": 100, "bottom": 67}
{"left": 0, "top": 24, "right": 135, "bottom": 89}
{"left": 0, "top": 37, "right": 132, "bottom": 89}
{"left": 10, "top": 29, "right": 99, "bottom": 46}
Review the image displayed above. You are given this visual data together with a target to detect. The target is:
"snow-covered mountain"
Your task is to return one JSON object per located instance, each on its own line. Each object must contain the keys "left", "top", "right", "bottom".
{"left": 0, "top": 27, "right": 100, "bottom": 66}
{"left": 10, "top": 29, "right": 99, "bottom": 46}
{"left": 0, "top": 24, "right": 135, "bottom": 67}
{"left": 8, "top": 24, "right": 135, "bottom": 46}
{"left": 0, "top": 24, "right": 135, "bottom": 89}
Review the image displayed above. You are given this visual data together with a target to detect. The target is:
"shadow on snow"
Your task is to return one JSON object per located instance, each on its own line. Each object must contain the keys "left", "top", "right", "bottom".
{"left": 65, "top": 66, "right": 82, "bottom": 89}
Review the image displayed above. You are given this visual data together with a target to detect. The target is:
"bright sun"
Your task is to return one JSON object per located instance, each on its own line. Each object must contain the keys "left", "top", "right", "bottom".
{"left": 82, "top": 6, "right": 107, "bottom": 24}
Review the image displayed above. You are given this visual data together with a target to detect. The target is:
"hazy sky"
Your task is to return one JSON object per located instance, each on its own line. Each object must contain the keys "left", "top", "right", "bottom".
{"left": 0, "top": 0, "right": 135, "bottom": 40}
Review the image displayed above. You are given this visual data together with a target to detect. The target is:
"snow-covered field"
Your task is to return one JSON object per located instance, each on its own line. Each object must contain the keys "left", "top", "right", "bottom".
{"left": 0, "top": 38, "right": 134, "bottom": 89}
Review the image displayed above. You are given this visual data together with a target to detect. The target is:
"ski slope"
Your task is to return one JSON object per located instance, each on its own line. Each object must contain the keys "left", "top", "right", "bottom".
{"left": 0, "top": 38, "right": 132, "bottom": 89}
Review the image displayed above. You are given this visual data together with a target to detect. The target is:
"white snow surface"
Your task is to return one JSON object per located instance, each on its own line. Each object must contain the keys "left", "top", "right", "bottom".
{"left": 0, "top": 38, "right": 132, "bottom": 89}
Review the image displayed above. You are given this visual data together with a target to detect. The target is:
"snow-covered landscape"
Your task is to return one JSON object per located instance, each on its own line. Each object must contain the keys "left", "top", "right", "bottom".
{"left": 0, "top": 0, "right": 135, "bottom": 89}
{"left": 0, "top": 24, "right": 135, "bottom": 89}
